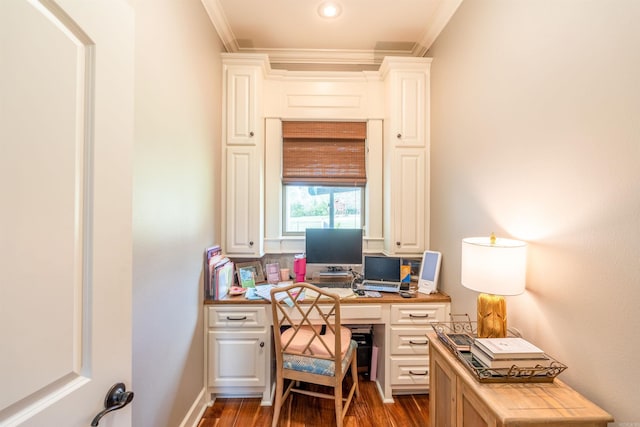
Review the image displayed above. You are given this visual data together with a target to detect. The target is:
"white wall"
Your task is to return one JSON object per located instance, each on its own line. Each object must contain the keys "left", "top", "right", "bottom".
{"left": 429, "top": 0, "right": 640, "bottom": 423}
{"left": 132, "top": 1, "right": 223, "bottom": 426}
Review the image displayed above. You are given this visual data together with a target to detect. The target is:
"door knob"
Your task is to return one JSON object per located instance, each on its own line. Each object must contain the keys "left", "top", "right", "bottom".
{"left": 91, "top": 382, "right": 134, "bottom": 426}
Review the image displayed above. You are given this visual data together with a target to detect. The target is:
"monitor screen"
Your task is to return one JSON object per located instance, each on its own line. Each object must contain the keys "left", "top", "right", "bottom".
{"left": 364, "top": 256, "right": 401, "bottom": 282}
{"left": 305, "top": 228, "right": 363, "bottom": 266}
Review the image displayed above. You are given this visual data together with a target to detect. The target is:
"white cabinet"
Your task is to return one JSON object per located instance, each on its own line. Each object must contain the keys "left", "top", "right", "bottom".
{"left": 224, "top": 64, "right": 260, "bottom": 145}
{"left": 205, "top": 305, "right": 272, "bottom": 404}
{"left": 388, "top": 148, "right": 426, "bottom": 254}
{"left": 381, "top": 57, "right": 431, "bottom": 256}
{"left": 222, "top": 55, "right": 268, "bottom": 257}
{"left": 387, "top": 70, "right": 428, "bottom": 148}
{"left": 225, "top": 146, "right": 263, "bottom": 255}
{"left": 389, "top": 303, "right": 447, "bottom": 390}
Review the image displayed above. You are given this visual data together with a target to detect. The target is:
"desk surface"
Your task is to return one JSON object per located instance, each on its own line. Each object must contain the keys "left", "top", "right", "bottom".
{"left": 205, "top": 290, "right": 451, "bottom": 305}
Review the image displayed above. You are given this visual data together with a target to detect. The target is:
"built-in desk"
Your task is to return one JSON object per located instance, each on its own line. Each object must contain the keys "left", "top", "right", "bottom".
{"left": 428, "top": 332, "right": 614, "bottom": 426}
{"left": 204, "top": 292, "right": 451, "bottom": 405}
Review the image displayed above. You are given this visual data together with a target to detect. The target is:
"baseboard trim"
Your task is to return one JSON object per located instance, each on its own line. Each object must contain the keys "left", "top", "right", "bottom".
{"left": 178, "top": 387, "right": 209, "bottom": 427}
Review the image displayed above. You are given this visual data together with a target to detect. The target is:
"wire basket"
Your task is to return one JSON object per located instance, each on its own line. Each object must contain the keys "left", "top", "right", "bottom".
{"left": 431, "top": 318, "right": 567, "bottom": 383}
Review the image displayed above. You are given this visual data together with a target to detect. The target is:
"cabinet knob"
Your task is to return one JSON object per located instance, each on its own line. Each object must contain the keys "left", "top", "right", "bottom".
{"left": 249, "top": 131, "right": 254, "bottom": 137}
{"left": 249, "top": 241, "right": 254, "bottom": 246}
{"left": 397, "top": 133, "right": 402, "bottom": 139}
{"left": 259, "top": 342, "right": 265, "bottom": 348}
{"left": 396, "top": 241, "right": 401, "bottom": 246}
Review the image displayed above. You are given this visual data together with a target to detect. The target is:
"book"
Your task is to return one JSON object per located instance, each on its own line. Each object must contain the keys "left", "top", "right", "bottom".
{"left": 474, "top": 337, "right": 545, "bottom": 360}
{"left": 471, "top": 344, "right": 551, "bottom": 369}
{"left": 214, "top": 260, "right": 234, "bottom": 299}
{"left": 442, "top": 333, "right": 474, "bottom": 352}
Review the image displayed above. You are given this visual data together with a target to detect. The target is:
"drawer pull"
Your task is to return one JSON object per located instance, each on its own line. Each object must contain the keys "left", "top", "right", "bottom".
{"left": 409, "top": 370, "right": 428, "bottom": 376}
{"left": 409, "top": 313, "right": 429, "bottom": 318}
{"left": 409, "top": 340, "right": 429, "bottom": 345}
{"left": 226, "top": 316, "right": 247, "bottom": 321}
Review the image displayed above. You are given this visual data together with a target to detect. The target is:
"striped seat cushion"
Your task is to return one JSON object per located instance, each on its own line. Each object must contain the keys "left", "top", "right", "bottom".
{"left": 283, "top": 339, "right": 357, "bottom": 376}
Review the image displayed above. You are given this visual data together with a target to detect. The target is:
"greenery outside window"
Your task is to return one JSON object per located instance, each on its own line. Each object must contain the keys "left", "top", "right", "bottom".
{"left": 283, "top": 185, "right": 363, "bottom": 233}
{"left": 281, "top": 121, "right": 367, "bottom": 235}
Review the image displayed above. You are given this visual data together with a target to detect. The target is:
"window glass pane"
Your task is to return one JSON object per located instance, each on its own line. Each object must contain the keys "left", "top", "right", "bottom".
{"left": 284, "top": 185, "right": 362, "bottom": 233}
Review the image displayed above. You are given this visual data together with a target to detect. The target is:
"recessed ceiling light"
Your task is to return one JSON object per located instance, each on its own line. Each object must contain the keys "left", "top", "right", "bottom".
{"left": 318, "top": 2, "right": 342, "bottom": 19}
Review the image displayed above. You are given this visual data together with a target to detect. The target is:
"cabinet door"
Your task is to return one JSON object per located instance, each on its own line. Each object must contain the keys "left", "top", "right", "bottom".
{"left": 458, "top": 382, "right": 497, "bottom": 427}
{"left": 389, "top": 148, "right": 425, "bottom": 253}
{"left": 390, "top": 70, "right": 427, "bottom": 148}
{"left": 225, "top": 65, "right": 259, "bottom": 145}
{"left": 225, "top": 146, "right": 263, "bottom": 256}
{"left": 430, "top": 348, "right": 457, "bottom": 427}
{"left": 208, "top": 330, "right": 267, "bottom": 387}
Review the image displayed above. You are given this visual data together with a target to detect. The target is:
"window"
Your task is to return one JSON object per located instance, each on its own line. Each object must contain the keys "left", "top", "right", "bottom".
{"left": 282, "top": 121, "right": 366, "bottom": 235}
{"left": 284, "top": 185, "right": 363, "bottom": 232}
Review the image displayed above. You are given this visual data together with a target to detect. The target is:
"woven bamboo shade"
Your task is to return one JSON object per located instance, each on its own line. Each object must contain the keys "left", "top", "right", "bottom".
{"left": 282, "top": 121, "right": 366, "bottom": 186}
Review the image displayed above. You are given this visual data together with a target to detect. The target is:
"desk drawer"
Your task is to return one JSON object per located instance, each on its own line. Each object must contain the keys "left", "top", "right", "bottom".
{"left": 390, "top": 304, "right": 447, "bottom": 325}
{"left": 390, "top": 327, "right": 430, "bottom": 355}
{"left": 283, "top": 304, "right": 383, "bottom": 322}
{"left": 390, "top": 356, "right": 430, "bottom": 386}
{"left": 208, "top": 306, "right": 266, "bottom": 328}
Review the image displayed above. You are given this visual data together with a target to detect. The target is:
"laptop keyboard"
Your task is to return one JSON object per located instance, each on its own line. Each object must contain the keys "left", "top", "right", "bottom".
{"left": 361, "top": 280, "right": 401, "bottom": 293}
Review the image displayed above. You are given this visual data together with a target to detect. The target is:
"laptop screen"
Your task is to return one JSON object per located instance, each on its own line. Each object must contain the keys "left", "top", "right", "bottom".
{"left": 364, "top": 256, "right": 401, "bottom": 282}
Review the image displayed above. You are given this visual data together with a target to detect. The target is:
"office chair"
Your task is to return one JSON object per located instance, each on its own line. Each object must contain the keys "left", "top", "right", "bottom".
{"left": 270, "top": 282, "right": 359, "bottom": 427}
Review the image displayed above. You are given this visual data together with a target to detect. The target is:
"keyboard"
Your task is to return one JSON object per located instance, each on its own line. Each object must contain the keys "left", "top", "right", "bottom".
{"left": 310, "top": 281, "right": 352, "bottom": 288}
{"left": 361, "top": 280, "right": 401, "bottom": 293}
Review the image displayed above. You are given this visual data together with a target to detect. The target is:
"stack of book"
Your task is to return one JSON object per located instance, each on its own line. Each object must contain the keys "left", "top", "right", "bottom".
{"left": 471, "top": 337, "right": 551, "bottom": 369}
{"left": 204, "top": 245, "right": 234, "bottom": 300}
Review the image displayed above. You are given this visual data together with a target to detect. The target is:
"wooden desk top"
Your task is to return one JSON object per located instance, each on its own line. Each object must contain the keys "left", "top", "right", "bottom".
{"left": 205, "top": 290, "right": 451, "bottom": 305}
{"left": 427, "top": 332, "right": 614, "bottom": 425}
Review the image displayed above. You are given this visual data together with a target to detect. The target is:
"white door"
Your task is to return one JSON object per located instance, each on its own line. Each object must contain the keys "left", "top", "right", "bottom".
{"left": 1, "top": 1, "right": 134, "bottom": 426}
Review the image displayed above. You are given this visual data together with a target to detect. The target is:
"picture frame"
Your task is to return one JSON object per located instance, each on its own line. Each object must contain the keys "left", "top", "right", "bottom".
{"left": 235, "top": 261, "right": 265, "bottom": 287}
{"left": 265, "top": 262, "right": 280, "bottom": 284}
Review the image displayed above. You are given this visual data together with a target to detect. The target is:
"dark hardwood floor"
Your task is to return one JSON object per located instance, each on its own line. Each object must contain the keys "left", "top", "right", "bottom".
{"left": 198, "top": 376, "right": 430, "bottom": 427}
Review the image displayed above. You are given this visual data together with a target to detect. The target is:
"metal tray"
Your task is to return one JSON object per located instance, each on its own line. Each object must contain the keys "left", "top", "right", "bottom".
{"left": 431, "top": 319, "right": 567, "bottom": 383}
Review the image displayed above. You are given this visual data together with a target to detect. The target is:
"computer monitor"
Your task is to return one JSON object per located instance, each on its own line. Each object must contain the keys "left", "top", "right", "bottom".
{"left": 304, "top": 228, "right": 363, "bottom": 275}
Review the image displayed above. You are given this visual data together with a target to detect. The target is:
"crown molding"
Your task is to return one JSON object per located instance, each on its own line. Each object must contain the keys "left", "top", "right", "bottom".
{"left": 417, "top": 0, "right": 464, "bottom": 55}
{"left": 201, "top": 0, "right": 238, "bottom": 52}
{"left": 238, "top": 48, "right": 416, "bottom": 67}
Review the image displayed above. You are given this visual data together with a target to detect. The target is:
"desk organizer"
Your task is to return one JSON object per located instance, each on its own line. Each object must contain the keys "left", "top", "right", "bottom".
{"left": 431, "top": 321, "right": 567, "bottom": 383}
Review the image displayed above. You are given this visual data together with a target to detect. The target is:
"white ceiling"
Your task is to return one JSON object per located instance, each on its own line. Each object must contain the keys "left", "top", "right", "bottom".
{"left": 201, "top": 0, "right": 463, "bottom": 70}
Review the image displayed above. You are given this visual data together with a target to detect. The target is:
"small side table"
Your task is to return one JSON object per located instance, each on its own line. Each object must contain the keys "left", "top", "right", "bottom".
{"left": 428, "top": 332, "right": 613, "bottom": 426}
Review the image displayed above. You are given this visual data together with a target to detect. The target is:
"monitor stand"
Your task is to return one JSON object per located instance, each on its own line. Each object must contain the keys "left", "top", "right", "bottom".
{"left": 318, "top": 266, "right": 350, "bottom": 278}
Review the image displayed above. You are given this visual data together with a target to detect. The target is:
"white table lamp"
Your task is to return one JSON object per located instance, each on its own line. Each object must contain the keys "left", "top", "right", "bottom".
{"left": 461, "top": 234, "right": 527, "bottom": 338}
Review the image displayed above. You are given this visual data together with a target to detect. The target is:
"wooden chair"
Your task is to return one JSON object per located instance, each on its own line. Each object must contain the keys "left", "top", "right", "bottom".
{"left": 270, "top": 282, "right": 359, "bottom": 427}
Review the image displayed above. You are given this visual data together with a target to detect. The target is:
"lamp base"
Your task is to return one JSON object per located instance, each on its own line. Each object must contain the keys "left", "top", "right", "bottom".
{"left": 476, "top": 293, "right": 507, "bottom": 338}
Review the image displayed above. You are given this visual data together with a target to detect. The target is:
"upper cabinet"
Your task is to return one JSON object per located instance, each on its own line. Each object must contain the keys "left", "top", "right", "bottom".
{"left": 386, "top": 69, "right": 428, "bottom": 148}
{"left": 225, "top": 64, "right": 260, "bottom": 145}
{"left": 221, "top": 54, "right": 431, "bottom": 258}
{"left": 380, "top": 57, "right": 431, "bottom": 255}
{"left": 222, "top": 55, "right": 268, "bottom": 257}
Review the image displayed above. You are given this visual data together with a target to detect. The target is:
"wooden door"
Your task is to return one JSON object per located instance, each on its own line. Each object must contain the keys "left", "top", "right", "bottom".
{"left": 0, "top": 1, "right": 134, "bottom": 426}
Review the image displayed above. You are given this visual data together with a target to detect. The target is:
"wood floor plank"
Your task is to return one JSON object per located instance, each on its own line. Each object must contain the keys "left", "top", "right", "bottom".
{"left": 201, "top": 376, "right": 430, "bottom": 427}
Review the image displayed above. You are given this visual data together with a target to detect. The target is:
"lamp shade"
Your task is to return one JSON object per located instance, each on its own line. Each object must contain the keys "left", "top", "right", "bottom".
{"left": 461, "top": 236, "right": 527, "bottom": 296}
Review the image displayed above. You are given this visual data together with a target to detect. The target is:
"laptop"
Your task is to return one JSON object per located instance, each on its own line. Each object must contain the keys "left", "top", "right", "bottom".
{"left": 361, "top": 256, "right": 403, "bottom": 293}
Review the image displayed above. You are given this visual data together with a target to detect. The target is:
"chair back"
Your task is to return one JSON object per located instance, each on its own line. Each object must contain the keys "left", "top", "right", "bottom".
{"left": 270, "top": 283, "right": 347, "bottom": 376}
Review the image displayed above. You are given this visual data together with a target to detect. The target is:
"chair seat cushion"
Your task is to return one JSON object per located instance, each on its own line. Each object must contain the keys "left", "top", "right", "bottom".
{"left": 281, "top": 325, "right": 352, "bottom": 358}
{"left": 283, "top": 339, "right": 357, "bottom": 376}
